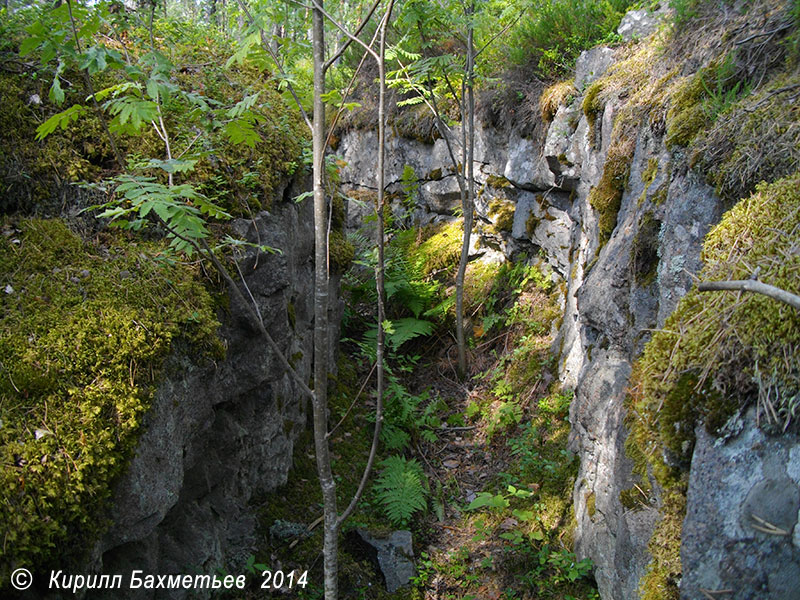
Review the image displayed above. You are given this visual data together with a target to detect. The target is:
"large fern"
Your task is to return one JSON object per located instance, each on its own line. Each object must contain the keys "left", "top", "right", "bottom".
{"left": 373, "top": 456, "right": 428, "bottom": 527}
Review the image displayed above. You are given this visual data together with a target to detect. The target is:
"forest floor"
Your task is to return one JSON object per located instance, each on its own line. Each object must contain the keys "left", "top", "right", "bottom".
{"left": 251, "top": 258, "right": 600, "bottom": 600}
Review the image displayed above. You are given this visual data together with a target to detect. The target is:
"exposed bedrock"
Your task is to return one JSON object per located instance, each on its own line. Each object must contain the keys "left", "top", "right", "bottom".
{"left": 90, "top": 181, "right": 342, "bottom": 599}
{"left": 337, "top": 5, "right": 800, "bottom": 597}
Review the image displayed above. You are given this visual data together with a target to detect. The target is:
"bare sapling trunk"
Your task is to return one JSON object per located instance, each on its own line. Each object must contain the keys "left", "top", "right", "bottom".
{"left": 455, "top": 2, "right": 475, "bottom": 379}
{"left": 310, "top": 5, "right": 339, "bottom": 599}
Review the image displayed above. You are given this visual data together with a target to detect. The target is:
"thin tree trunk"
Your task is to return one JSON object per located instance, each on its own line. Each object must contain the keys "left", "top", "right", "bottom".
{"left": 336, "top": 0, "right": 394, "bottom": 527}
{"left": 311, "top": 4, "right": 338, "bottom": 599}
{"left": 455, "top": 2, "right": 475, "bottom": 379}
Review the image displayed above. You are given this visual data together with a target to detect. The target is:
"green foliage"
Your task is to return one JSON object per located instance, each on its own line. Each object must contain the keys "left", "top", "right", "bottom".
{"left": 382, "top": 317, "right": 436, "bottom": 350}
{"left": 6, "top": 3, "right": 305, "bottom": 216}
{"left": 0, "top": 219, "right": 219, "bottom": 584}
{"left": 35, "top": 104, "right": 90, "bottom": 140}
{"left": 91, "top": 172, "right": 233, "bottom": 256}
{"left": 380, "top": 363, "right": 442, "bottom": 450}
{"left": 373, "top": 456, "right": 428, "bottom": 527}
{"left": 466, "top": 484, "right": 532, "bottom": 512}
{"left": 506, "top": 0, "right": 634, "bottom": 79}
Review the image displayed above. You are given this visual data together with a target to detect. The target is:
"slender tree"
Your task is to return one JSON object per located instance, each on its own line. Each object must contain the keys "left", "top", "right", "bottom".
{"left": 387, "top": 0, "right": 518, "bottom": 378}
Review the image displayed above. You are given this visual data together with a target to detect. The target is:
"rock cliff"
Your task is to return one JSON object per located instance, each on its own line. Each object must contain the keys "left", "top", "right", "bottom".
{"left": 337, "top": 2, "right": 800, "bottom": 597}
{"left": 91, "top": 181, "right": 340, "bottom": 597}
{"left": 85, "top": 180, "right": 345, "bottom": 598}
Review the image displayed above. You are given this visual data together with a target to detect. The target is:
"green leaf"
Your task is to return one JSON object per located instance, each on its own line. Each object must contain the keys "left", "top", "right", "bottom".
{"left": 466, "top": 492, "right": 509, "bottom": 511}
{"left": 106, "top": 96, "right": 158, "bottom": 132}
{"left": 49, "top": 77, "right": 65, "bottom": 105}
{"left": 226, "top": 92, "right": 261, "bottom": 118}
{"left": 91, "top": 81, "right": 141, "bottom": 103}
{"left": 80, "top": 46, "right": 108, "bottom": 75}
{"left": 374, "top": 456, "right": 428, "bottom": 527}
{"left": 385, "top": 317, "right": 435, "bottom": 349}
{"left": 35, "top": 105, "right": 89, "bottom": 140}
{"left": 293, "top": 191, "right": 313, "bottom": 204}
{"left": 19, "top": 35, "right": 43, "bottom": 57}
{"left": 225, "top": 32, "right": 261, "bottom": 68}
{"left": 224, "top": 118, "right": 261, "bottom": 148}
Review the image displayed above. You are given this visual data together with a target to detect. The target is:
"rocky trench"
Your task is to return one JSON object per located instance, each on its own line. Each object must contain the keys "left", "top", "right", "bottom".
{"left": 336, "top": 12, "right": 800, "bottom": 599}
{"left": 80, "top": 178, "right": 343, "bottom": 600}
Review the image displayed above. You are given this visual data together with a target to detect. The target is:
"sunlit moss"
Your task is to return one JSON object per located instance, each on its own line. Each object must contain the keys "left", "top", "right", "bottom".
{"left": 626, "top": 173, "right": 800, "bottom": 600}
{"left": 488, "top": 199, "right": 516, "bottom": 233}
{"left": 638, "top": 490, "right": 685, "bottom": 600}
{"left": 0, "top": 218, "right": 220, "bottom": 583}
{"left": 588, "top": 137, "right": 635, "bottom": 246}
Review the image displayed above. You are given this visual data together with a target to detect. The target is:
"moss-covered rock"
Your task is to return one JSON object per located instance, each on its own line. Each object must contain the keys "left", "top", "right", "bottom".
{"left": 588, "top": 137, "right": 634, "bottom": 247}
{"left": 665, "top": 72, "right": 708, "bottom": 148}
{"left": 410, "top": 221, "right": 463, "bottom": 278}
{"left": 0, "top": 218, "right": 219, "bottom": 583}
{"left": 487, "top": 199, "right": 515, "bottom": 233}
{"left": 638, "top": 490, "right": 684, "bottom": 600}
{"left": 691, "top": 73, "right": 800, "bottom": 203}
{"left": 626, "top": 172, "right": 800, "bottom": 599}
{"left": 540, "top": 80, "right": 576, "bottom": 122}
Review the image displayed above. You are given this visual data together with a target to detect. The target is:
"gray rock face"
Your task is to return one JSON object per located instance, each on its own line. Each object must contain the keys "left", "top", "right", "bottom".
{"left": 354, "top": 529, "right": 416, "bottom": 593}
{"left": 575, "top": 47, "right": 617, "bottom": 90}
{"left": 681, "top": 419, "right": 800, "bottom": 600}
{"left": 335, "top": 8, "right": 799, "bottom": 599}
{"left": 616, "top": 7, "right": 667, "bottom": 42}
{"left": 93, "top": 181, "right": 340, "bottom": 598}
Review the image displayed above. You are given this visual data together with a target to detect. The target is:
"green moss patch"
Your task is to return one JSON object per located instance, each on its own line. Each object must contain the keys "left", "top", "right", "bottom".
{"left": 638, "top": 490, "right": 684, "bottom": 600}
{"left": 589, "top": 137, "right": 634, "bottom": 247}
{"left": 626, "top": 172, "right": 800, "bottom": 600}
{"left": 488, "top": 199, "right": 516, "bottom": 233}
{"left": 408, "top": 221, "right": 463, "bottom": 278}
{"left": 665, "top": 72, "right": 708, "bottom": 148}
{"left": 629, "top": 173, "right": 800, "bottom": 466}
{"left": 581, "top": 80, "right": 605, "bottom": 132}
{"left": 0, "top": 218, "right": 219, "bottom": 582}
{"left": 691, "top": 73, "right": 800, "bottom": 203}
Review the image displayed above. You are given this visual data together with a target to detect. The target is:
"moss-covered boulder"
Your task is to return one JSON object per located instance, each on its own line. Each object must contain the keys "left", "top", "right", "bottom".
{"left": 0, "top": 218, "right": 219, "bottom": 583}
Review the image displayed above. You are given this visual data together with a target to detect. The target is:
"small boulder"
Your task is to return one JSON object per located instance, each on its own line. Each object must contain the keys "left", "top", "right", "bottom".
{"left": 353, "top": 529, "right": 415, "bottom": 593}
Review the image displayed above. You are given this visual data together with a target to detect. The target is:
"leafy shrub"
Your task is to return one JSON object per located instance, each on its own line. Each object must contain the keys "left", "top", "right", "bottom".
{"left": 506, "top": 0, "right": 634, "bottom": 79}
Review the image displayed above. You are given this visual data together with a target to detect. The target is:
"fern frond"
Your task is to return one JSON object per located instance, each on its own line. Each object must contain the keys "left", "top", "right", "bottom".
{"left": 374, "top": 456, "right": 427, "bottom": 527}
{"left": 381, "top": 424, "right": 411, "bottom": 451}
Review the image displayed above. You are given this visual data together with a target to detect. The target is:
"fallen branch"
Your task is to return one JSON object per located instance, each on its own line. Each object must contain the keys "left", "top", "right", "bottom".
{"left": 697, "top": 279, "right": 800, "bottom": 311}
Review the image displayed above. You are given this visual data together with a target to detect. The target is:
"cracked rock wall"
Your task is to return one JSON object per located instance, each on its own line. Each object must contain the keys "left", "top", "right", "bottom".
{"left": 337, "top": 6, "right": 800, "bottom": 598}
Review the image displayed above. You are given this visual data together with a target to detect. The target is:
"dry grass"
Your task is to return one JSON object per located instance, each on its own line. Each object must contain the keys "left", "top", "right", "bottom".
{"left": 540, "top": 79, "right": 577, "bottom": 122}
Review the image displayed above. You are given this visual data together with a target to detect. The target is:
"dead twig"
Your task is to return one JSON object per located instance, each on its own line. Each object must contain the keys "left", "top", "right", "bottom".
{"left": 750, "top": 513, "right": 790, "bottom": 536}
{"left": 697, "top": 279, "right": 800, "bottom": 311}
